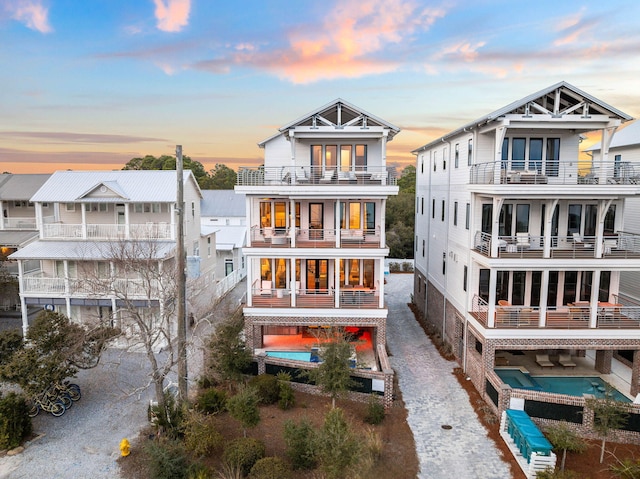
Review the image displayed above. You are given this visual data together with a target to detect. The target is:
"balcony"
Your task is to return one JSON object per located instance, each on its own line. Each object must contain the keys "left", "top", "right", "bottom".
{"left": 249, "top": 226, "right": 382, "bottom": 249}
{"left": 2, "top": 217, "right": 37, "bottom": 229}
{"left": 471, "top": 295, "right": 640, "bottom": 329}
{"left": 22, "top": 273, "right": 160, "bottom": 298}
{"left": 249, "top": 284, "right": 381, "bottom": 309}
{"left": 42, "top": 223, "right": 173, "bottom": 240}
{"left": 236, "top": 166, "right": 397, "bottom": 187}
{"left": 470, "top": 160, "right": 640, "bottom": 186}
{"left": 474, "top": 231, "right": 640, "bottom": 259}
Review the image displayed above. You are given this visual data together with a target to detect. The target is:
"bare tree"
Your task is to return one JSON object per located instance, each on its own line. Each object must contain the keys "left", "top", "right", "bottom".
{"left": 79, "top": 237, "right": 182, "bottom": 426}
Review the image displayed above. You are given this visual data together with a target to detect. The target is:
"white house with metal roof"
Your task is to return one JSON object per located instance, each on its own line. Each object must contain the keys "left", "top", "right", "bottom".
{"left": 412, "top": 81, "right": 640, "bottom": 414}
{"left": 10, "top": 170, "right": 216, "bottom": 336}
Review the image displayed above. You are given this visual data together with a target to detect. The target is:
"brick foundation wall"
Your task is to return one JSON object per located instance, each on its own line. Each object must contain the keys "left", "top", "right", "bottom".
{"left": 413, "top": 270, "right": 427, "bottom": 316}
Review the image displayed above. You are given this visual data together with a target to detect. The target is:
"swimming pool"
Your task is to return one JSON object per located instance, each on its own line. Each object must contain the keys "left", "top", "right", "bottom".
{"left": 265, "top": 351, "right": 314, "bottom": 361}
{"left": 495, "top": 369, "right": 630, "bottom": 402}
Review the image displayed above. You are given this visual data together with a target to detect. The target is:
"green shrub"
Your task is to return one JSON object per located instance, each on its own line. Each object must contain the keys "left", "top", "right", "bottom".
{"left": 222, "top": 437, "right": 266, "bottom": 476}
{"left": 364, "top": 394, "right": 385, "bottom": 425}
{"left": 183, "top": 410, "right": 223, "bottom": 456}
{"left": 149, "top": 391, "right": 186, "bottom": 439}
{"left": 277, "top": 372, "right": 295, "bottom": 410}
{"left": 248, "top": 374, "right": 280, "bottom": 405}
{"left": 197, "top": 387, "right": 228, "bottom": 415}
{"left": 610, "top": 458, "right": 640, "bottom": 479}
{"left": 0, "top": 392, "right": 32, "bottom": 449}
{"left": 283, "top": 418, "right": 317, "bottom": 470}
{"left": 145, "top": 438, "right": 189, "bottom": 479}
{"left": 248, "top": 456, "right": 292, "bottom": 479}
{"left": 316, "top": 408, "right": 362, "bottom": 479}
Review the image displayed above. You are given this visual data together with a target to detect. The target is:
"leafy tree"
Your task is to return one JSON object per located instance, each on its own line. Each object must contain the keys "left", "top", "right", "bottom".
{"left": 316, "top": 407, "right": 362, "bottom": 479}
{"left": 586, "top": 391, "right": 630, "bottom": 463}
{"left": 204, "top": 164, "right": 237, "bottom": 189}
{"left": 396, "top": 164, "right": 416, "bottom": 193}
{"left": 304, "top": 331, "right": 356, "bottom": 408}
{"left": 227, "top": 384, "right": 261, "bottom": 437}
{"left": 283, "top": 418, "right": 317, "bottom": 470}
{"left": 0, "top": 311, "right": 115, "bottom": 396}
{"left": 544, "top": 421, "right": 587, "bottom": 471}
{"left": 386, "top": 172, "right": 415, "bottom": 258}
{"left": 123, "top": 154, "right": 210, "bottom": 188}
{"left": 207, "top": 309, "right": 252, "bottom": 382}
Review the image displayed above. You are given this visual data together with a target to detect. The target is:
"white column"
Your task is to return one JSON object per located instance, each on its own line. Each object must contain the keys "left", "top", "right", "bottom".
{"left": 125, "top": 203, "right": 131, "bottom": 239}
{"left": 589, "top": 270, "right": 601, "bottom": 328}
{"left": 81, "top": 203, "right": 87, "bottom": 238}
{"left": 487, "top": 270, "right": 497, "bottom": 328}
{"left": 539, "top": 270, "right": 549, "bottom": 327}
{"left": 18, "top": 260, "right": 28, "bottom": 335}
{"left": 0, "top": 200, "right": 4, "bottom": 230}
{"left": 334, "top": 258, "right": 340, "bottom": 308}
{"left": 290, "top": 257, "right": 296, "bottom": 307}
{"left": 290, "top": 198, "right": 296, "bottom": 247}
{"left": 245, "top": 196, "right": 252, "bottom": 247}
{"left": 246, "top": 259, "right": 253, "bottom": 307}
{"left": 378, "top": 258, "right": 384, "bottom": 308}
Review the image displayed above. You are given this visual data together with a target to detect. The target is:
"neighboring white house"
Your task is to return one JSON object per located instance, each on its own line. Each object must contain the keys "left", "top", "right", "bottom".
{"left": 586, "top": 120, "right": 640, "bottom": 303}
{"left": 412, "top": 81, "right": 640, "bottom": 410}
{"left": 10, "top": 170, "right": 215, "bottom": 335}
{"left": 235, "top": 99, "right": 400, "bottom": 406}
{"left": 200, "top": 190, "right": 247, "bottom": 281}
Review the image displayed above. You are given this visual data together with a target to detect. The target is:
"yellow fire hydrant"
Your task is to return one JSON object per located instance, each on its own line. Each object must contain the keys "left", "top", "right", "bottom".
{"left": 119, "top": 438, "right": 131, "bottom": 457}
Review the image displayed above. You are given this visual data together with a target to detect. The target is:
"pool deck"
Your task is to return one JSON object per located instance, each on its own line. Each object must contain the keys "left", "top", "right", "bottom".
{"left": 494, "top": 350, "right": 634, "bottom": 400}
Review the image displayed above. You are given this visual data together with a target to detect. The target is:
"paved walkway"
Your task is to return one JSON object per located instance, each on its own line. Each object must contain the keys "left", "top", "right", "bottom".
{"left": 385, "top": 273, "right": 512, "bottom": 479}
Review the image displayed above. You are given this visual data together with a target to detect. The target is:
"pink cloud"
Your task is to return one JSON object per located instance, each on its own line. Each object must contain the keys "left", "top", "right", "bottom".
{"left": 206, "top": 0, "right": 446, "bottom": 84}
{"left": 4, "top": 0, "right": 52, "bottom": 33}
{"left": 153, "top": 0, "right": 190, "bottom": 32}
{"left": 553, "top": 11, "right": 597, "bottom": 46}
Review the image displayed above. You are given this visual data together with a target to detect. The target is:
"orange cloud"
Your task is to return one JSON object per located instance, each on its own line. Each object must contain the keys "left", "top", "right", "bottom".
{"left": 5, "top": 0, "right": 52, "bottom": 33}
{"left": 553, "top": 10, "right": 596, "bottom": 46}
{"left": 238, "top": 0, "right": 446, "bottom": 84}
{"left": 153, "top": 0, "right": 190, "bottom": 33}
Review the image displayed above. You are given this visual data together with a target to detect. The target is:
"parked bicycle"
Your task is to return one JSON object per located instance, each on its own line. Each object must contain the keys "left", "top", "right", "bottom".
{"left": 28, "top": 390, "right": 66, "bottom": 417}
{"left": 52, "top": 381, "right": 81, "bottom": 402}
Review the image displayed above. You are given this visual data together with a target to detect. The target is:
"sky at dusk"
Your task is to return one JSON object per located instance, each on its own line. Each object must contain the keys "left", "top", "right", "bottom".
{"left": 1, "top": 0, "right": 639, "bottom": 175}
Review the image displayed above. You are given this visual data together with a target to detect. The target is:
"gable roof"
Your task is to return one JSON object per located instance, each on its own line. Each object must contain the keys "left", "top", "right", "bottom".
{"left": 201, "top": 190, "right": 245, "bottom": 217}
{"left": 30, "top": 170, "right": 201, "bottom": 203}
{"left": 0, "top": 174, "right": 51, "bottom": 200}
{"left": 9, "top": 240, "right": 176, "bottom": 260}
{"left": 259, "top": 98, "right": 401, "bottom": 146}
{"left": 413, "top": 81, "right": 633, "bottom": 152}
{"left": 585, "top": 119, "right": 640, "bottom": 152}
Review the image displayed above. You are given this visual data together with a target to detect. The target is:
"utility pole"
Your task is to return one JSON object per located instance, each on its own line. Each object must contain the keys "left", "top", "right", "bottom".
{"left": 176, "top": 145, "right": 188, "bottom": 400}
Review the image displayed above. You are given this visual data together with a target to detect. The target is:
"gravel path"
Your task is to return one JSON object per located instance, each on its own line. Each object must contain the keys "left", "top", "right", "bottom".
{"left": 385, "top": 273, "right": 512, "bottom": 479}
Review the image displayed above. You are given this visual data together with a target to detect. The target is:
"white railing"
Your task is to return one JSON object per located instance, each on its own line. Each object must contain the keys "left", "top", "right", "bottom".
{"left": 42, "top": 223, "right": 173, "bottom": 240}
{"left": 237, "top": 165, "right": 397, "bottom": 186}
{"left": 23, "top": 276, "right": 66, "bottom": 294}
{"left": 3, "top": 217, "right": 37, "bottom": 229}
{"left": 23, "top": 274, "right": 160, "bottom": 298}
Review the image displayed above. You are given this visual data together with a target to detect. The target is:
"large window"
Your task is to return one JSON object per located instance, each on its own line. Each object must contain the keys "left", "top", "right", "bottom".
{"left": 340, "top": 145, "right": 352, "bottom": 171}
{"left": 312, "top": 144, "right": 366, "bottom": 172}
{"left": 567, "top": 204, "right": 582, "bottom": 235}
{"left": 529, "top": 138, "right": 543, "bottom": 173}
{"left": 499, "top": 204, "right": 512, "bottom": 236}
{"left": 364, "top": 202, "right": 375, "bottom": 231}
{"left": 355, "top": 145, "right": 367, "bottom": 170}
{"left": 563, "top": 271, "right": 578, "bottom": 304}
{"left": 479, "top": 269, "right": 490, "bottom": 302}
{"left": 349, "top": 203, "right": 361, "bottom": 229}
{"left": 512, "top": 271, "right": 526, "bottom": 305}
{"left": 515, "top": 204, "right": 530, "bottom": 233}
{"left": 260, "top": 202, "right": 271, "bottom": 228}
{"left": 512, "top": 138, "right": 526, "bottom": 170}
{"left": 546, "top": 138, "right": 560, "bottom": 177}
{"left": 481, "top": 204, "right": 492, "bottom": 234}
{"left": 274, "top": 202, "right": 286, "bottom": 231}
{"left": 604, "top": 205, "right": 616, "bottom": 235}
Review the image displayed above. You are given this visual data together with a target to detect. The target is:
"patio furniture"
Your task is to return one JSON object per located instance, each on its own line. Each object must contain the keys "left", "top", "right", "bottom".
{"left": 558, "top": 354, "right": 576, "bottom": 369}
{"left": 603, "top": 239, "right": 618, "bottom": 254}
{"left": 535, "top": 354, "right": 554, "bottom": 369}
{"left": 516, "top": 232, "right": 530, "bottom": 250}
{"left": 260, "top": 280, "right": 272, "bottom": 296}
{"left": 498, "top": 299, "right": 511, "bottom": 306}
{"left": 319, "top": 170, "right": 335, "bottom": 183}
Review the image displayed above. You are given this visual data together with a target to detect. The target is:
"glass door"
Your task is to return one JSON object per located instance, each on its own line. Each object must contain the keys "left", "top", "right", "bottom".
{"left": 307, "top": 259, "right": 328, "bottom": 293}
{"left": 309, "top": 203, "right": 324, "bottom": 240}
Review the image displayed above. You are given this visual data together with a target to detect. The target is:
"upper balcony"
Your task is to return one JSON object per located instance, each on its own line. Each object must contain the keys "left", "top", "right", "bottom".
{"left": 470, "top": 160, "right": 640, "bottom": 188}
{"left": 474, "top": 231, "right": 640, "bottom": 260}
{"left": 42, "top": 223, "right": 174, "bottom": 241}
{"left": 1, "top": 216, "right": 54, "bottom": 230}
{"left": 236, "top": 166, "right": 397, "bottom": 188}
{"left": 21, "top": 272, "right": 160, "bottom": 299}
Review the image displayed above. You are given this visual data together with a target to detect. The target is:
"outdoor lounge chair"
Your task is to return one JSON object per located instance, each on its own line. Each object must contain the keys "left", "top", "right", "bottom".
{"left": 535, "top": 354, "right": 554, "bottom": 369}
{"left": 516, "top": 232, "right": 530, "bottom": 250}
{"left": 558, "top": 354, "right": 577, "bottom": 369}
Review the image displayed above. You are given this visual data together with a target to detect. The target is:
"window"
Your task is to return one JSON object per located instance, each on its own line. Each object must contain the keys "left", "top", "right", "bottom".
{"left": 325, "top": 145, "right": 337, "bottom": 170}
{"left": 225, "top": 259, "right": 234, "bottom": 276}
{"left": 207, "top": 237, "right": 211, "bottom": 257}
{"left": 463, "top": 265, "right": 467, "bottom": 291}
{"left": 604, "top": 205, "right": 616, "bottom": 235}
{"left": 134, "top": 203, "right": 143, "bottom": 213}
{"left": 501, "top": 138, "right": 509, "bottom": 171}
{"left": 432, "top": 199, "right": 435, "bottom": 219}
{"left": 515, "top": 204, "right": 530, "bottom": 233}
{"left": 512, "top": 271, "right": 526, "bottom": 305}
{"left": 421, "top": 197, "right": 424, "bottom": 215}
{"left": 355, "top": 145, "right": 367, "bottom": 169}
{"left": 433, "top": 157, "right": 436, "bottom": 172}
{"left": 66, "top": 203, "right": 76, "bottom": 212}
{"left": 499, "top": 204, "right": 512, "bottom": 236}
{"left": 191, "top": 202, "right": 195, "bottom": 218}
{"left": 274, "top": 202, "right": 286, "bottom": 231}
{"left": 614, "top": 154, "right": 622, "bottom": 179}
{"left": 349, "top": 203, "right": 361, "bottom": 229}
{"left": 467, "top": 138, "right": 473, "bottom": 166}
{"left": 512, "top": 138, "right": 526, "bottom": 170}
{"left": 152, "top": 203, "right": 161, "bottom": 213}
{"left": 295, "top": 202, "right": 301, "bottom": 228}
{"left": 442, "top": 149, "right": 446, "bottom": 170}
{"left": 453, "top": 201, "right": 458, "bottom": 226}
{"left": 465, "top": 203, "right": 470, "bottom": 230}
{"left": 479, "top": 269, "right": 489, "bottom": 302}
{"left": 422, "top": 239, "right": 425, "bottom": 257}
{"left": 193, "top": 241, "right": 199, "bottom": 256}
{"left": 567, "top": 204, "right": 582, "bottom": 235}
{"left": 260, "top": 202, "right": 271, "bottom": 228}
{"left": 454, "top": 143, "right": 459, "bottom": 168}
{"left": 415, "top": 235, "right": 418, "bottom": 251}
{"left": 340, "top": 145, "right": 352, "bottom": 171}
{"left": 546, "top": 138, "right": 560, "bottom": 177}
{"left": 529, "top": 138, "right": 543, "bottom": 173}
{"left": 441, "top": 200, "right": 445, "bottom": 221}
{"left": 421, "top": 157, "right": 424, "bottom": 173}
{"left": 442, "top": 252, "right": 446, "bottom": 275}
{"left": 364, "top": 202, "right": 375, "bottom": 231}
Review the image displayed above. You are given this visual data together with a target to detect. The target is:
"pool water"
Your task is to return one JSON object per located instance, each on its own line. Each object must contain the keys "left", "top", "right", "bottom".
{"left": 495, "top": 369, "right": 630, "bottom": 402}
{"left": 265, "top": 351, "right": 313, "bottom": 361}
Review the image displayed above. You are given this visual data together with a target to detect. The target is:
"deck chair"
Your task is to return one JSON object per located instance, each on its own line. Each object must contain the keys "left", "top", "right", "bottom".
{"left": 516, "top": 232, "right": 530, "bottom": 250}
{"left": 260, "top": 280, "right": 272, "bottom": 296}
{"left": 558, "top": 354, "right": 576, "bottom": 369}
{"left": 319, "top": 170, "right": 335, "bottom": 183}
{"left": 295, "top": 168, "right": 309, "bottom": 183}
{"left": 535, "top": 354, "right": 554, "bottom": 369}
